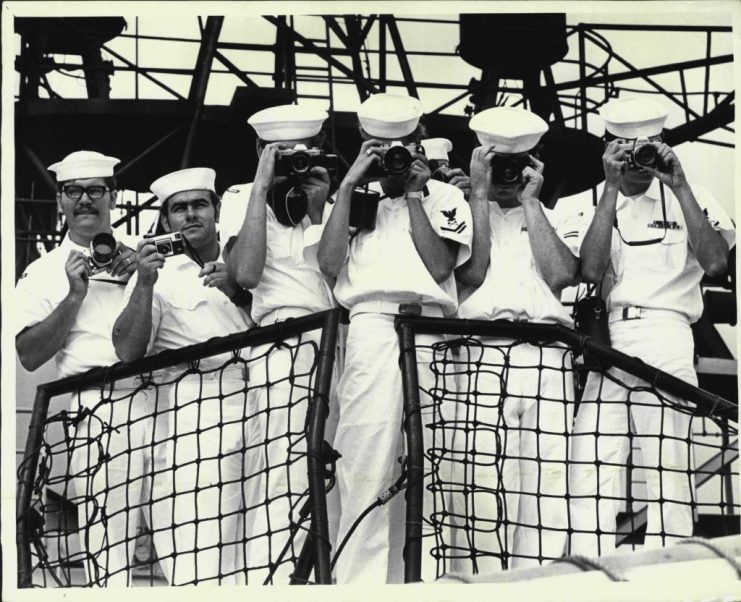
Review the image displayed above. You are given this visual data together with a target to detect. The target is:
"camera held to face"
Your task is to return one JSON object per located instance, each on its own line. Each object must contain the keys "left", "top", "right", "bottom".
{"left": 366, "top": 142, "right": 422, "bottom": 178}
{"left": 626, "top": 137, "right": 660, "bottom": 170}
{"left": 490, "top": 154, "right": 532, "bottom": 186}
{"left": 274, "top": 146, "right": 338, "bottom": 179}
{"left": 86, "top": 232, "right": 120, "bottom": 274}
{"left": 149, "top": 231, "right": 186, "bottom": 258}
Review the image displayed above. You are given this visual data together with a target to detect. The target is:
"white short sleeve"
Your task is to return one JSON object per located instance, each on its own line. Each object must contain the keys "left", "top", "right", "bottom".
{"left": 694, "top": 185, "right": 735, "bottom": 249}
{"left": 14, "top": 262, "right": 57, "bottom": 336}
{"left": 426, "top": 182, "right": 473, "bottom": 267}
{"left": 218, "top": 183, "right": 252, "bottom": 244}
{"left": 553, "top": 209, "right": 592, "bottom": 257}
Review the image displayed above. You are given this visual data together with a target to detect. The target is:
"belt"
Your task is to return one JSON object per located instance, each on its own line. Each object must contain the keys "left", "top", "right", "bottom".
{"left": 609, "top": 307, "right": 686, "bottom": 324}
{"left": 259, "top": 306, "right": 315, "bottom": 326}
{"left": 349, "top": 300, "right": 444, "bottom": 320}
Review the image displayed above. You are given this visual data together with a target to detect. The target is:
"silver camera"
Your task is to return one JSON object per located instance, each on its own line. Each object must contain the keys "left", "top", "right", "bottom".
{"left": 86, "top": 232, "right": 119, "bottom": 274}
{"left": 149, "top": 232, "right": 186, "bottom": 258}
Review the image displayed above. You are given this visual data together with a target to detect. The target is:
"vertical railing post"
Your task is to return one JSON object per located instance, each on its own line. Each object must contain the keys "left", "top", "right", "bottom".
{"left": 306, "top": 309, "right": 341, "bottom": 583}
{"left": 396, "top": 317, "right": 424, "bottom": 582}
{"left": 17, "top": 386, "right": 53, "bottom": 587}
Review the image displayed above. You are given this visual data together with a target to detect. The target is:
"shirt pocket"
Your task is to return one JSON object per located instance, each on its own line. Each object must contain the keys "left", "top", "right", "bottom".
{"left": 655, "top": 226, "right": 687, "bottom": 270}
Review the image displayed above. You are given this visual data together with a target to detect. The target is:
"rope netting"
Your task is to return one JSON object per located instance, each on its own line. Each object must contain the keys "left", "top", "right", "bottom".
{"left": 17, "top": 315, "right": 337, "bottom": 587}
{"left": 17, "top": 314, "right": 737, "bottom": 586}
{"left": 400, "top": 327, "right": 738, "bottom": 580}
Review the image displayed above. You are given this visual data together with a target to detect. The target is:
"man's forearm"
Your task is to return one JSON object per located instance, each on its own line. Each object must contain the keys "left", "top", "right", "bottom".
{"left": 16, "top": 293, "right": 84, "bottom": 371}
{"left": 318, "top": 183, "right": 352, "bottom": 278}
{"left": 456, "top": 193, "right": 491, "bottom": 286}
{"left": 673, "top": 183, "right": 729, "bottom": 277}
{"left": 112, "top": 284, "right": 154, "bottom": 362}
{"left": 523, "top": 199, "right": 579, "bottom": 292}
{"left": 580, "top": 184, "right": 619, "bottom": 283}
{"left": 407, "top": 197, "right": 456, "bottom": 283}
{"left": 226, "top": 184, "right": 268, "bottom": 289}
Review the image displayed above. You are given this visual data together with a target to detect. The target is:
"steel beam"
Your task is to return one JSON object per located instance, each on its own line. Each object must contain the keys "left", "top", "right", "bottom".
{"left": 182, "top": 16, "right": 223, "bottom": 169}
{"left": 264, "top": 16, "right": 378, "bottom": 96}
{"left": 384, "top": 16, "right": 418, "bottom": 98}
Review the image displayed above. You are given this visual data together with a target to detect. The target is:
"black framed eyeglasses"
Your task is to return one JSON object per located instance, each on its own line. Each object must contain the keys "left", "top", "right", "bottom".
{"left": 61, "top": 185, "right": 110, "bottom": 200}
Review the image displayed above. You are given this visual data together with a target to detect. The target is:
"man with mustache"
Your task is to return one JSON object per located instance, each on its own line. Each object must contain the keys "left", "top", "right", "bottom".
{"left": 14, "top": 150, "right": 146, "bottom": 585}
{"left": 112, "top": 167, "right": 253, "bottom": 585}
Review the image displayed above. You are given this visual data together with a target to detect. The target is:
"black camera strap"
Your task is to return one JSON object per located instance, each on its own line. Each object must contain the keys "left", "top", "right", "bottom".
{"left": 614, "top": 182, "right": 668, "bottom": 247}
{"left": 182, "top": 235, "right": 204, "bottom": 268}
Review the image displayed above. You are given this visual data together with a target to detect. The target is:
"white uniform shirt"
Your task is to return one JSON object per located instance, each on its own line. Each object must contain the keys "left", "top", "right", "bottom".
{"left": 219, "top": 182, "right": 335, "bottom": 324}
{"left": 458, "top": 203, "right": 587, "bottom": 327}
{"left": 120, "top": 246, "right": 253, "bottom": 370}
{"left": 311, "top": 179, "right": 472, "bottom": 314}
{"left": 597, "top": 179, "right": 735, "bottom": 323}
{"left": 15, "top": 233, "right": 139, "bottom": 378}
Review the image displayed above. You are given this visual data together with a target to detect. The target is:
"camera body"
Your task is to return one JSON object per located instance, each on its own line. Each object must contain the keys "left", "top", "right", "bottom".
{"left": 490, "top": 153, "right": 532, "bottom": 186}
{"left": 626, "top": 137, "right": 660, "bottom": 170}
{"left": 86, "top": 232, "right": 119, "bottom": 274}
{"left": 275, "top": 146, "right": 338, "bottom": 179}
{"left": 366, "top": 142, "right": 422, "bottom": 178}
{"left": 149, "top": 231, "right": 186, "bottom": 258}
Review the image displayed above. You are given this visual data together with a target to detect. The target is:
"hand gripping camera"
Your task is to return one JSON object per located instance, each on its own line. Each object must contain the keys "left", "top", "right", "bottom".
{"left": 274, "top": 145, "right": 338, "bottom": 179}
{"left": 626, "top": 137, "right": 660, "bottom": 170}
{"left": 86, "top": 232, "right": 120, "bottom": 274}
{"left": 429, "top": 159, "right": 453, "bottom": 183}
{"left": 490, "top": 153, "right": 533, "bottom": 186}
{"left": 366, "top": 142, "right": 422, "bottom": 178}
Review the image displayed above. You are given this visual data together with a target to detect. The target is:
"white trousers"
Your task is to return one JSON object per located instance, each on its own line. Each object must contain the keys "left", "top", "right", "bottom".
{"left": 569, "top": 317, "right": 697, "bottom": 557}
{"left": 153, "top": 372, "right": 249, "bottom": 585}
{"left": 241, "top": 330, "right": 337, "bottom": 584}
{"left": 333, "top": 313, "right": 451, "bottom": 584}
{"left": 69, "top": 384, "right": 169, "bottom": 586}
{"left": 448, "top": 339, "right": 574, "bottom": 574}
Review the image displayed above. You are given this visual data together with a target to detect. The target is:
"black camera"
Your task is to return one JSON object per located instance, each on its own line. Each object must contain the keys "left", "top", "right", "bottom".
{"left": 366, "top": 143, "right": 422, "bottom": 178}
{"left": 626, "top": 137, "right": 660, "bottom": 170}
{"left": 490, "top": 154, "right": 532, "bottom": 186}
{"left": 87, "top": 232, "right": 119, "bottom": 274}
{"left": 429, "top": 159, "right": 453, "bottom": 182}
{"left": 150, "top": 232, "right": 186, "bottom": 258}
{"left": 275, "top": 147, "right": 338, "bottom": 179}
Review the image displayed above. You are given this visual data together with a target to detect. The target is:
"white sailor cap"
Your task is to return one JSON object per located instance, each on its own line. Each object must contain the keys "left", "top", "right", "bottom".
{"left": 150, "top": 167, "right": 216, "bottom": 203}
{"left": 247, "top": 104, "right": 328, "bottom": 142}
{"left": 469, "top": 107, "right": 548, "bottom": 153}
{"left": 421, "top": 138, "right": 453, "bottom": 161}
{"left": 358, "top": 93, "right": 424, "bottom": 139}
{"left": 48, "top": 150, "right": 120, "bottom": 182}
{"left": 599, "top": 97, "right": 668, "bottom": 139}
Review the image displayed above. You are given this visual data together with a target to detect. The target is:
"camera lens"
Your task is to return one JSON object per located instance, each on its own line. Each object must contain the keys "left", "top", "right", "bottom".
{"left": 157, "top": 241, "right": 173, "bottom": 255}
{"left": 90, "top": 232, "right": 117, "bottom": 265}
{"left": 491, "top": 155, "right": 526, "bottom": 186}
{"left": 290, "top": 151, "right": 311, "bottom": 176}
{"left": 633, "top": 143, "right": 657, "bottom": 168}
{"left": 384, "top": 146, "right": 413, "bottom": 175}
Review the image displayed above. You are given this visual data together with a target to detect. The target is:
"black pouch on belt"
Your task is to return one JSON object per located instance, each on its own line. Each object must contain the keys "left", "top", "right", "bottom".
{"left": 574, "top": 289, "right": 612, "bottom": 370}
